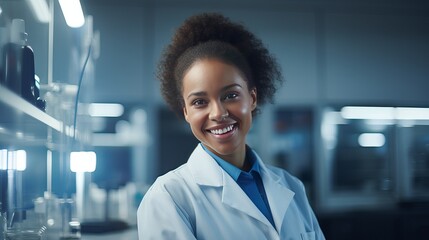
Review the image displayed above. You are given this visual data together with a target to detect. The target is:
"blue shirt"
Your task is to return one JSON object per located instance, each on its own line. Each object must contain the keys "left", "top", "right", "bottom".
{"left": 201, "top": 144, "right": 276, "bottom": 228}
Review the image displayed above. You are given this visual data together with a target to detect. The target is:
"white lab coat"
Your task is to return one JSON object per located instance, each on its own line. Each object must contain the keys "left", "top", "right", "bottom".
{"left": 137, "top": 144, "right": 325, "bottom": 240}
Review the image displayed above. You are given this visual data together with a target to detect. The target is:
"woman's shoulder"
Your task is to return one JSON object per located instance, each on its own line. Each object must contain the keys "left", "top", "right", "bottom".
{"left": 143, "top": 163, "right": 197, "bottom": 202}
{"left": 144, "top": 144, "right": 209, "bottom": 200}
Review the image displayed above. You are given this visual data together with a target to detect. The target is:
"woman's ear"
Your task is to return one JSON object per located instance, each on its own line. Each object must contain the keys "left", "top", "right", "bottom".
{"left": 250, "top": 88, "right": 257, "bottom": 111}
{"left": 183, "top": 106, "right": 190, "bottom": 123}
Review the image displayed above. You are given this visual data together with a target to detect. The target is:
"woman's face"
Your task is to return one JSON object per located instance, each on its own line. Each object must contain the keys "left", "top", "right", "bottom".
{"left": 182, "top": 58, "right": 257, "bottom": 162}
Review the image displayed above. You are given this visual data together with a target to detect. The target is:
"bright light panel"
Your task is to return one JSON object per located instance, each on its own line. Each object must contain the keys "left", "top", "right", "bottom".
{"left": 341, "top": 106, "right": 395, "bottom": 120}
{"left": 16, "top": 150, "right": 27, "bottom": 171}
{"left": 26, "top": 0, "right": 50, "bottom": 23}
{"left": 58, "top": 0, "right": 85, "bottom": 28}
{"left": 0, "top": 149, "right": 7, "bottom": 170}
{"left": 396, "top": 107, "right": 429, "bottom": 120}
{"left": 5, "top": 150, "right": 27, "bottom": 171}
{"left": 88, "top": 103, "right": 124, "bottom": 117}
{"left": 341, "top": 106, "right": 429, "bottom": 121}
{"left": 7, "top": 151, "right": 14, "bottom": 170}
{"left": 358, "top": 133, "right": 386, "bottom": 147}
{"left": 70, "top": 151, "right": 96, "bottom": 173}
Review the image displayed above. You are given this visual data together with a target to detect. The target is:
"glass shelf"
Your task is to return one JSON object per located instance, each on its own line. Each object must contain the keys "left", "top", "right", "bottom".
{"left": 0, "top": 85, "right": 63, "bottom": 147}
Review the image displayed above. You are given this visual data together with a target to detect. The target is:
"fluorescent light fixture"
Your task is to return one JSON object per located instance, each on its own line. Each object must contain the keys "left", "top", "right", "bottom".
{"left": 341, "top": 106, "right": 395, "bottom": 120}
{"left": 396, "top": 107, "right": 429, "bottom": 120}
{"left": 5, "top": 150, "right": 27, "bottom": 171}
{"left": 0, "top": 149, "right": 7, "bottom": 170}
{"left": 341, "top": 106, "right": 429, "bottom": 121}
{"left": 58, "top": 0, "right": 85, "bottom": 28}
{"left": 88, "top": 103, "right": 124, "bottom": 117}
{"left": 7, "top": 151, "right": 14, "bottom": 170}
{"left": 358, "top": 133, "right": 385, "bottom": 147}
{"left": 0, "top": 5, "right": 3, "bottom": 16}
{"left": 26, "top": 0, "right": 50, "bottom": 23}
{"left": 70, "top": 151, "right": 96, "bottom": 173}
{"left": 16, "top": 150, "right": 27, "bottom": 171}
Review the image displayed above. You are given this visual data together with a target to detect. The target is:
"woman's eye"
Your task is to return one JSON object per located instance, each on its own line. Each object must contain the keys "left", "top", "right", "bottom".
{"left": 192, "top": 99, "right": 206, "bottom": 106}
{"left": 224, "top": 93, "right": 238, "bottom": 100}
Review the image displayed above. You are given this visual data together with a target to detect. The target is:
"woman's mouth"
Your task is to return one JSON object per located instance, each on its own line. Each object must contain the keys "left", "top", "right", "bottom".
{"left": 208, "top": 124, "right": 236, "bottom": 135}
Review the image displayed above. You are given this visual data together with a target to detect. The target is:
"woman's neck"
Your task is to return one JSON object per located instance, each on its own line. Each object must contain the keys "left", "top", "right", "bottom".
{"left": 220, "top": 145, "right": 249, "bottom": 171}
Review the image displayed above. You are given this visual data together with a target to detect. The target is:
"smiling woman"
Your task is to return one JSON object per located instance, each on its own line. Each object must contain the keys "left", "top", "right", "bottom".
{"left": 182, "top": 59, "right": 256, "bottom": 167}
{"left": 137, "top": 12, "right": 325, "bottom": 239}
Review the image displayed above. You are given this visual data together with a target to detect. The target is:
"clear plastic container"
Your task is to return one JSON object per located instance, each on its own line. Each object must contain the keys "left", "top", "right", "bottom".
{"left": 4, "top": 209, "right": 46, "bottom": 240}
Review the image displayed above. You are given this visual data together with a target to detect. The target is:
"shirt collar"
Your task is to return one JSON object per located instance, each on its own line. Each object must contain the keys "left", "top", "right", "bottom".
{"left": 200, "top": 143, "right": 261, "bottom": 181}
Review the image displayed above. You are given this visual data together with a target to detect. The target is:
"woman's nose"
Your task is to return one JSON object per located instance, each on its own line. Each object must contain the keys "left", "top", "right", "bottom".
{"left": 209, "top": 101, "right": 228, "bottom": 121}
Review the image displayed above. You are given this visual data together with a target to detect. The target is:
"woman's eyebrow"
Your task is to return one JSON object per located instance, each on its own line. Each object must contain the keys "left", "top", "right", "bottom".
{"left": 187, "top": 91, "right": 207, "bottom": 99}
{"left": 221, "top": 83, "right": 242, "bottom": 92}
{"left": 186, "top": 84, "right": 243, "bottom": 99}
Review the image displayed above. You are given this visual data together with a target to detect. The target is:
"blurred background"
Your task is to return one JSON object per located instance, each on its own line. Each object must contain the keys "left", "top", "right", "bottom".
{"left": 0, "top": 0, "right": 428, "bottom": 239}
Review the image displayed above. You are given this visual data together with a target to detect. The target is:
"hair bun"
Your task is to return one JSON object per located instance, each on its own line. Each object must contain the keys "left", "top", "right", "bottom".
{"left": 173, "top": 13, "right": 248, "bottom": 51}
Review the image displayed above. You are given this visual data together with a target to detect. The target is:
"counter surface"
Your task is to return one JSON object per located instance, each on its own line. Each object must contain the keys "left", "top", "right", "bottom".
{"left": 81, "top": 228, "right": 138, "bottom": 240}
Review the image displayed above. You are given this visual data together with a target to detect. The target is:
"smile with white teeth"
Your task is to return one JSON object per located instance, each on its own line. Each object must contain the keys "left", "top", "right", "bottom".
{"left": 209, "top": 125, "right": 234, "bottom": 135}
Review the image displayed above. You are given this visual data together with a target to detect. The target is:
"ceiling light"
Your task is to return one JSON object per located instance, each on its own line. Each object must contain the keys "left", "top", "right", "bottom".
{"left": 358, "top": 133, "right": 385, "bottom": 148}
{"left": 88, "top": 103, "right": 124, "bottom": 117}
{"left": 341, "top": 106, "right": 395, "bottom": 120}
{"left": 26, "top": 0, "right": 50, "bottom": 23}
{"left": 341, "top": 106, "right": 429, "bottom": 121}
{"left": 70, "top": 151, "right": 96, "bottom": 173}
{"left": 396, "top": 107, "right": 429, "bottom": 120}
{"left": 58, "top": 0, "right": 85, "bottom": 28}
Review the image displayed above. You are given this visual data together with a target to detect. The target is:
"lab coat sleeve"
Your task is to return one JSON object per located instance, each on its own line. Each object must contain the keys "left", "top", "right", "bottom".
{"left": 298, "top": 180, "right": 326, "bottom": 240}
{"left": 137, "top": 183, "right": 196, "bottom": 240}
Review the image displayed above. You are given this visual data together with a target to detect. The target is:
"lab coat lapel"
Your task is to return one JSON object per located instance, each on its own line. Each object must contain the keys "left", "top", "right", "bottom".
{"left": 188, "top": 145, "right": 273, "bottom": 228}
{"left": 187, "top": 144, "right": 223, "bottom": 187}
{"left": 257, "top": 155, "right": 295, "bottom": 232}
{"left": 221, "top": 172, "right": 273, "bottom": 228}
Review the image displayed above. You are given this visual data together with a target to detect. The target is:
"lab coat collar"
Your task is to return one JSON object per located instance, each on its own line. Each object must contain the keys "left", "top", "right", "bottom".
{"left": 188, "top": 145, "right": 295, "bottom": 232}
{"left": 188, "top": 145, "right": 272, "bottom": 227}
{"left": 187, "top": 144, "right": 224, "bottom": 187}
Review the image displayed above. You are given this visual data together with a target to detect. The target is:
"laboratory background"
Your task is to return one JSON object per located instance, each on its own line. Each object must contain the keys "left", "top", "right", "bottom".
{"left": 0, "top": 0, "right": 428, "bottom": 239}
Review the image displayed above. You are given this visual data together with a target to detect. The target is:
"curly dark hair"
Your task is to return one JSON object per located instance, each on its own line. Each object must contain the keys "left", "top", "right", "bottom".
{"left": 158, "top": 12, "right": 283, "bottom": 117}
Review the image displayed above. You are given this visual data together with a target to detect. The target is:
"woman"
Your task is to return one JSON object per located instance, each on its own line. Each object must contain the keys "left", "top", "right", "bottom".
{"left": 137, "top": 12, "right": 325, "bottom": 240}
